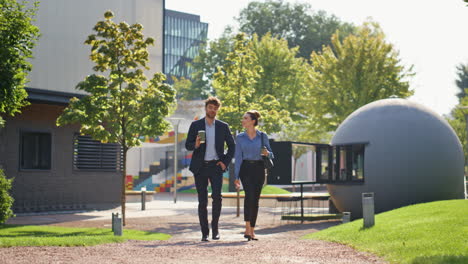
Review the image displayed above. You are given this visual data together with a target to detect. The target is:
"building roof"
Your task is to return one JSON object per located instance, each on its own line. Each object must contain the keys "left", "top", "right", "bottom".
{"left": 26, "top": 87, "right": 84, "bottom": 105}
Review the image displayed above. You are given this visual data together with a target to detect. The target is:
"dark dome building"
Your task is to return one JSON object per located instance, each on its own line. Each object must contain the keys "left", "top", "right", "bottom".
{"left": 328, "top": 98, "right": 465, "bottom": 219}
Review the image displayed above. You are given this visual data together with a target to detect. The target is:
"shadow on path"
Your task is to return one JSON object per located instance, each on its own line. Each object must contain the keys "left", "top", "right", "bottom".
{"left": 141, "top": 240, "right": 248, "bottom": 248}
{"left": 255, "top": 220, "right": 340, "bottom": 235}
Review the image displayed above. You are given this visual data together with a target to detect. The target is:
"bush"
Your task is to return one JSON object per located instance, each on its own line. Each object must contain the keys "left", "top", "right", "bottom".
{"left": 0, "top": 168, "right": 14, "bottom": 223}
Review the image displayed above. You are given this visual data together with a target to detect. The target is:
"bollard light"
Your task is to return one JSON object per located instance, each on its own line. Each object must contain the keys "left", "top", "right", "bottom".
{"left": 112, "top": 212, "right": 123, "bottom": 236}
{"left": 342, "top": 212, "right": 351, "bottom": 223}
{"left": 362, "top": 192, "right": 375, "bottom": 228}
{"left": 111, "top": 212, "right": 116, "bottom": 232}
{"left": 141, "top": 186, "right": 146, "bottom": 211}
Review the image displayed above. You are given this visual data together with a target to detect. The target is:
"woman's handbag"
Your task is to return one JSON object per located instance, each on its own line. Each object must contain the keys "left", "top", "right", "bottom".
{"left": 260, "top": 132, "right": 274, "bottom": 169}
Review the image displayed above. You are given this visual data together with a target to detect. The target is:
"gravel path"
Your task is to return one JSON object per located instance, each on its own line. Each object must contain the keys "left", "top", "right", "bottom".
{"left": 1, "top": 195, "right": 387, "bottom": 264}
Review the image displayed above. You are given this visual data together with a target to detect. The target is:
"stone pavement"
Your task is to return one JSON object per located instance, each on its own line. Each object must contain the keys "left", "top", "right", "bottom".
{"left": 2, "top": 193, "right": 387, "bottom": 264}
{"left": 7, "top": 193, "right": 202, "bottom": 224}
{"left": 6, "top": 192, "right": 297, "bottom": 241}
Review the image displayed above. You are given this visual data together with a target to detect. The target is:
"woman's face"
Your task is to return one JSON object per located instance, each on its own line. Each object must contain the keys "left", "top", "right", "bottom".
{"left": 241, "top": 113, "right": 255, "bottom": 128}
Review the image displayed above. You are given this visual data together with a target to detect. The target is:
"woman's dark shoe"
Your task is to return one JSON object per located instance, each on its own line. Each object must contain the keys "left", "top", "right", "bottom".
{"left": 244, "top": 234, "right": 251, "bottom": 241}
{"left": 250, "top": 236, "right": 258, "bottom": 241}
{"left": 212, "top": 231, "right": 220, "bottom": 240}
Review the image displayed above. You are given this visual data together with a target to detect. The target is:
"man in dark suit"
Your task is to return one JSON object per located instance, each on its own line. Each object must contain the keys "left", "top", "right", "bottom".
{"left": 185, "top": 97, "right": 235, "bottom": 241}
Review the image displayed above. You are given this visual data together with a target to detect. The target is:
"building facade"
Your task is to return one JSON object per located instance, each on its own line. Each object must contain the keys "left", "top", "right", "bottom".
{"left": 0, "top": 0, "right": 165, "bottom": 212}
{"left": 164, "top": 9, "right": 208, "bottom": 84}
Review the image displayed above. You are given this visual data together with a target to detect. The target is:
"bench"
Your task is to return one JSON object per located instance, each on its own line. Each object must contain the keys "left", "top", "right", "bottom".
{"left": 125, "top": 190, "right": 156, "bottom": 203}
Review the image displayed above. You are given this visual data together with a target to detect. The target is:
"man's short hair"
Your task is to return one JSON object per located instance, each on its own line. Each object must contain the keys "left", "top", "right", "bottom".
{"left": 205, "top": 96, "right": 221, "bottom": 108}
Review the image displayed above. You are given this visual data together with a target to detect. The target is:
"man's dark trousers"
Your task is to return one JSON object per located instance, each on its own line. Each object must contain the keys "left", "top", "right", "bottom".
{"left": 195, "top": 161, "right": 223, "bottom": 236}
{"left": 185, "top": 117, "right": 235, "bottom": 238}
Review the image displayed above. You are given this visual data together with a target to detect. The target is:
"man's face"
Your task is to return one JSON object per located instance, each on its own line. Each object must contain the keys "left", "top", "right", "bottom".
{"left": 205, "top": 103, "right": 219, "bottom": 119}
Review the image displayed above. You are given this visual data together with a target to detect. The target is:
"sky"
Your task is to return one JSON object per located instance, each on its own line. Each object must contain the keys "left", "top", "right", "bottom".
{"left": 166, "top": 0, "right": 468, "bottom": 116}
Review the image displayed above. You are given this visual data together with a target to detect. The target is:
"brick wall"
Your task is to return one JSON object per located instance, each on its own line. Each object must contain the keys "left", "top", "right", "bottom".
{"left": 0, "top": 103, "right": 121, "bottom": 212}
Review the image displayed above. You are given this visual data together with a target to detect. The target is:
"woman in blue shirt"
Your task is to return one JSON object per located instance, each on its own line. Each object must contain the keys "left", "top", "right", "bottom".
{"left": 234, "top": 110, "right": 273, "bottom": 241}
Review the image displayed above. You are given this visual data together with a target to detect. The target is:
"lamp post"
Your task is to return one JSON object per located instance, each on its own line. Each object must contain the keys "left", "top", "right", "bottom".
{"left": 168, "top": 118, "right": 183, "bottom": 204}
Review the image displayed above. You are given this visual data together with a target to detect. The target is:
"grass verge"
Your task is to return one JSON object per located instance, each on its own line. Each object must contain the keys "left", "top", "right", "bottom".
{"left": 0, "top": 224, "right": 170, "bottom": 247}
{"left": 240, "top": 185, "right": 291, "bottom": 195}
{"left": 181, "top": 184, "right": 291, "bottom": 195}
{"left": 303, "top": 199, "right": 468, "bottom": 264}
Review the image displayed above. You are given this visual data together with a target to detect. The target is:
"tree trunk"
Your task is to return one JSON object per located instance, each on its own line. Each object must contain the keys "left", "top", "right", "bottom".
{"left": 121, "top": 147, "right": 128, "bottom": 226}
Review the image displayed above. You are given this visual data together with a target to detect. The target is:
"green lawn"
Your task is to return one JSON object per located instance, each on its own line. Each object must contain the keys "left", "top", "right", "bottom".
{"left": 303, "top": 199, "right": 468, "bottom": 264}
{"left": 0, "top": 224, "right": 170, "bottom": 247}
{"left": 180, "top": 184, "right": 291, "bottom": 194}
{"left": 240, "top": 185, "right": 291, "bottom": 195}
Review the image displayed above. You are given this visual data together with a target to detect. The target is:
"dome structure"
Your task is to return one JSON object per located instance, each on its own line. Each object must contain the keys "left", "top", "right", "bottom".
{"left": 328, "top": 99, "right": 464, "bottom": 219}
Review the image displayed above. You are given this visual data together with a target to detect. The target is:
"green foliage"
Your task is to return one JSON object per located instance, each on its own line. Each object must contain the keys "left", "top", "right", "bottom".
{"left": 455, "top": 63, "right": 468, "bottom": 101}
{"left": 447, "top": 74, "right": 468, "bottom": 164}
{"left": 250, "top": 33, "right": 308, "bottom": 117}
{"left": 190, "top": 29, "right": 235, "bottom": 97}
{"left": 171, "top": 76, "right": 193, "bottom": 100}
{"left": 237, "top": 0, "right": 355, "bottom": 59}
{"left": 191, "top": 0, "right": 356, "bottom": 97}
{"left": 447, "top": 108, "right": 467, "bottom": 164}
{"left": 0, "top": 0, "right": 40, "bottom": 126}
{"left": 306, "top": 22, "right": 414, "bottom": 131}
{"left": 0, "top": 169, "right": 14, "bottom": 224}
{"left": 303, "top": 200, "right": 468, "bottom": 264}
{"left": 213, "top": 33, "right": 290, "bottom": 134}
{"left": 56, "top": 11, "right": 176, "bottom": 149}
{"left": 279, "top": 119, "right": 332, "bottom": 144}
{"left": 0, "top": 224, "right": 170, "bottom": 247}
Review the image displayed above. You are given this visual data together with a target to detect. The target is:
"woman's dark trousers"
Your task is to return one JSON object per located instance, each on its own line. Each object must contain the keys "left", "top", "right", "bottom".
{"left": 240, "top": 161, "right": 265, "bottom": 227}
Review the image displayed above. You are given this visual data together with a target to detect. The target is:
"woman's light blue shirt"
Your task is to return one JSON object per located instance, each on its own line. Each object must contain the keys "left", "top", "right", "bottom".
{"left": 234, "top": 130, "right": 274, "bottom": 180}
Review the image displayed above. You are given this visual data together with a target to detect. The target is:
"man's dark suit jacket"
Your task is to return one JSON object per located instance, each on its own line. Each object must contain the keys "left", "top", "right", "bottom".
{"left": 185, "top": 118, "right": 235, "bottom": 175}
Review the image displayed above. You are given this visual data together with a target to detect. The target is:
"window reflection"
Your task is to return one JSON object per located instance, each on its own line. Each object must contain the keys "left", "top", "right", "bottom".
{"left": 319, "top": 147, "right": 329, "bottom": 181}
{"left": 351, "top": 144, "right": 364, "bottom": 180}
{"left": 164, "top": 10, "right": 208, "bottom": 84}
{"left": 291, "top": 144, "right": 316, "bottom": 183}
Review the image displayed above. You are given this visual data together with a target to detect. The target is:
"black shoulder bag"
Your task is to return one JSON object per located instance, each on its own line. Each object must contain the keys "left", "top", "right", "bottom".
{"left": 261, "top": 132, "right": 274, "bottom": 169}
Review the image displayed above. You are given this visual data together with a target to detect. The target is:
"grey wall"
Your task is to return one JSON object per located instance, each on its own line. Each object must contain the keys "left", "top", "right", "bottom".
{"left": 28, "top": 0, "right": 164, "bottom": 94}
{"left": 328, "top": 99, "right": 464, "bottom": 219}
{"left": 0, "top": 103, "right": 121, "bottom": 212}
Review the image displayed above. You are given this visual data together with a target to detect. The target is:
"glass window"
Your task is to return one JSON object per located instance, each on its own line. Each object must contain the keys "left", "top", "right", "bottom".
{"left": 163, "top": 13, "right": 209, "bottom": 79}
{"left": 332, "top": 144, "right": 365, "bottom": 182}
{"left": 20, "top": 132, "right": 52, "bottom": 170}
{"left": 351, "top": 144, "right": 365, "bottom": 180}
{"left": 291, "top": 143, "right": 316, "bottom": 183}
{"left": 339, "top": 147, "right": 347, "bottom": 181}
{"left": 318, "top": 146, "right": 330, "bottom": 181}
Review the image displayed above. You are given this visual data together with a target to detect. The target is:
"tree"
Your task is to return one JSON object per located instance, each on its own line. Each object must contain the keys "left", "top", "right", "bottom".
{"left": 447, "top": 105, "right": 467, "bottom": 165}
{"left": 213, "top": 33, "right": 290, "bottom": 134}
{"left": 0, "top": 0, "right": 40, "bottom": 127}
{"left": 190, "top": 1, "right": 355, "bottom": 101}
{"left": 455, "top": 63, "right": 468, "bottom": 100}
{"left": 57, "top": 11, "right": 176, "bottom": 225}
{"left": 171, "top": 76, "right": 193, "bottom": 100}
{"left": 250, "top": 33, "right": 310, "bottom": 119}
{"left": 189, "top": 28, "right": 234, "bottom": 97}
{"left": 306, "top": 22, "right": 414, "bottom": 132}
{"left": 0, "top": 168, "right": 14, "bottom": 224}
{"left": 237, "top": 0, "right": 354, "bottom": 59}
{"left": 447, "top": 62, "right": 468, "bottom": 164}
